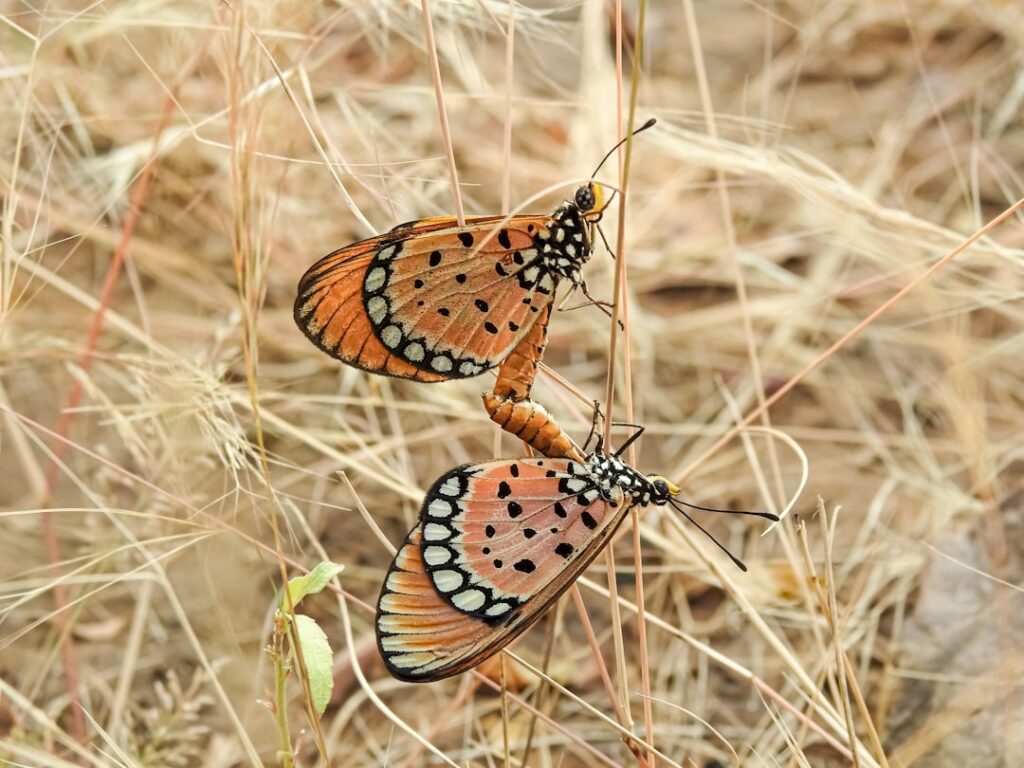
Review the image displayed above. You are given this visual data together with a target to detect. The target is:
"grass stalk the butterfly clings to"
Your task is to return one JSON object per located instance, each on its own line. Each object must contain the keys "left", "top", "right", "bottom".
{"left": 606, "top": 0, "right": 659, "bottom": 758}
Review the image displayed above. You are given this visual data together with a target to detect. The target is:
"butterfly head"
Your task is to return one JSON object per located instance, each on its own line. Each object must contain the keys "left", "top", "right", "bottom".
{"left": 573, "top": 182, "right": 607, "bottom": 221}
{"left": 574, "top": 117, "right": 657, "bottom": 226}
{"left": 648, "top": 475, "right": 681, "bottom": 505}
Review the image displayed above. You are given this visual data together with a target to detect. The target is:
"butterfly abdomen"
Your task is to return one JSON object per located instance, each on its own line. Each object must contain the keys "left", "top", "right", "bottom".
{"left": 490, "top": 303, "right": 550, "bottom": 402}
{"left": 483, "top": 395, "right": 584, "bottom": 462}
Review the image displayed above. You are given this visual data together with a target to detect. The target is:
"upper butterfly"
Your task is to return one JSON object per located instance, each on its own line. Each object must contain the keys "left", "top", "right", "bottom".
{"left": 293, "top": 117, "right": 657, "bottom": 383}
{"left": 293, "top": 182, "right": 607, "bottom": 382}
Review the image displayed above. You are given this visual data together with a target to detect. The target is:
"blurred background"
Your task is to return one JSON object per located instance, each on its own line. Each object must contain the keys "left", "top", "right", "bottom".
{"left": 1, "top": 1, "right": 1022, "bottom": 766}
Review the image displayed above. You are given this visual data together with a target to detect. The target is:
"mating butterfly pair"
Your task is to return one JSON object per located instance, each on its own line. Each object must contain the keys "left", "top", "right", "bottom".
{"left": 292, "top": 120, "right": 774, "bottom": 681}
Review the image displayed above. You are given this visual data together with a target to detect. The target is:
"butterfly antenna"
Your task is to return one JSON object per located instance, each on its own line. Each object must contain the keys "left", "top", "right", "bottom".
{"left": 672, "top": 498, "right": 779, "bottom": 522}
{"left": 590, "top": 117, "right": 658, "bottom": 179}
{"left": 669, "top": 499, "right": 749, "bottom": 572}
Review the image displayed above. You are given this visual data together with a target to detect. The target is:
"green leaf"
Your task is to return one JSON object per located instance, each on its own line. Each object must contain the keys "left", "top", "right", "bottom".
{"left": 284, "top": 561, "right": 343, "bottom": 608}
{"left": 293, "top": 614, "right": 334, "bottom": 716}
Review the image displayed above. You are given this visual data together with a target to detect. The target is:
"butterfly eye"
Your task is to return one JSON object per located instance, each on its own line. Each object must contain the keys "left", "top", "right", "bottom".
{"left": 653, "top": 479, "right": 670, "bottom": 497}
{"left": 574, "top": 184, "right": 596, "bottom": 211}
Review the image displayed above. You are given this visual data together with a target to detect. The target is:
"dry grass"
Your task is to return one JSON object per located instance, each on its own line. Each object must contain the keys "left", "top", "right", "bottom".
{"left": 2, "top": 1, "right": 1023, "bottom": 766}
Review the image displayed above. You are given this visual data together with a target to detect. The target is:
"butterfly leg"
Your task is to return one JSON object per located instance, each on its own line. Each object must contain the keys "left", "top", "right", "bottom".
{"left": 555, "top": 282, "right": 625, "bottom": 331}
{"left": 594, "top": 221, "right": 614, "bottom": 258}
{"left": 580, "top": 400, "right": 604, "bottom": 454}
{"left": 612, "top": 421, "right": 646, "bottom": 456}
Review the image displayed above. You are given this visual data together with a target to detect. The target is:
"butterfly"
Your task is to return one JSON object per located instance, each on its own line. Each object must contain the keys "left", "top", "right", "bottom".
{"left": 293, "top": 120, "right": 657, "bottom": 457}
{"left": 293, "top": 184, "right": 603, "bottom": 384}
{"left": 375, "top": 428, "right": 777, "bottom": 682}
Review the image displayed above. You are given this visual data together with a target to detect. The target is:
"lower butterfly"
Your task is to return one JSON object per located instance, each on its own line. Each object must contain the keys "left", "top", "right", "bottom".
{"left": 375, "top": 431, "right": 777, "bottom": 682}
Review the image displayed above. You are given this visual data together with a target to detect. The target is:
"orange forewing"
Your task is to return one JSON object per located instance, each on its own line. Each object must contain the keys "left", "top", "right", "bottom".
{"left": 452, "top": 460, "right": 618, "bottom": 598}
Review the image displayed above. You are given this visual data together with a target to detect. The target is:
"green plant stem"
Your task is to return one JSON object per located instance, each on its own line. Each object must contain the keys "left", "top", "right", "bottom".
{"left": 273, "top": 615, "right": 294, "bottom": 768}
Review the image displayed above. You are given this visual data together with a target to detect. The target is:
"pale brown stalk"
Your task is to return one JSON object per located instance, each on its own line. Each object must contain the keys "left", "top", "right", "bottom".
{"left": 420, "top": 0, "right": 465, "bottom": 225}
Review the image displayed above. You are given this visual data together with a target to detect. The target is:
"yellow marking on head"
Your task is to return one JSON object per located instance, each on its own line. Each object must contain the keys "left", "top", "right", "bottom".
{"left": 590, "top": 182, "right": 606, "bottom": 212}
{"left": 650, "top": 475, "right": 681, "bottom": 495}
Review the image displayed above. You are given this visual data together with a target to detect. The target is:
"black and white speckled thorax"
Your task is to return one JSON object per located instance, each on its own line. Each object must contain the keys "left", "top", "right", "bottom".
{"left": 586, "top": 453, "right": 670, "bottom": 507}
{"left": 534, "top": 201, "right": 592, "bottom": 284}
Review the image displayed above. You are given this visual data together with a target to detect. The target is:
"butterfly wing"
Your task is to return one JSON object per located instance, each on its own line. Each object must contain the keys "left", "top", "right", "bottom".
{"left": 293, "top": 229, "right": 445, "bottom": 382}
{"left": 294, "top": 215, "right": 559, "bottom": 381}
{"left": 376, "top": 458, "right": 631, "bottom": 682}
{"left": 377, "top": 526, "right": 507, "bottom": 681}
